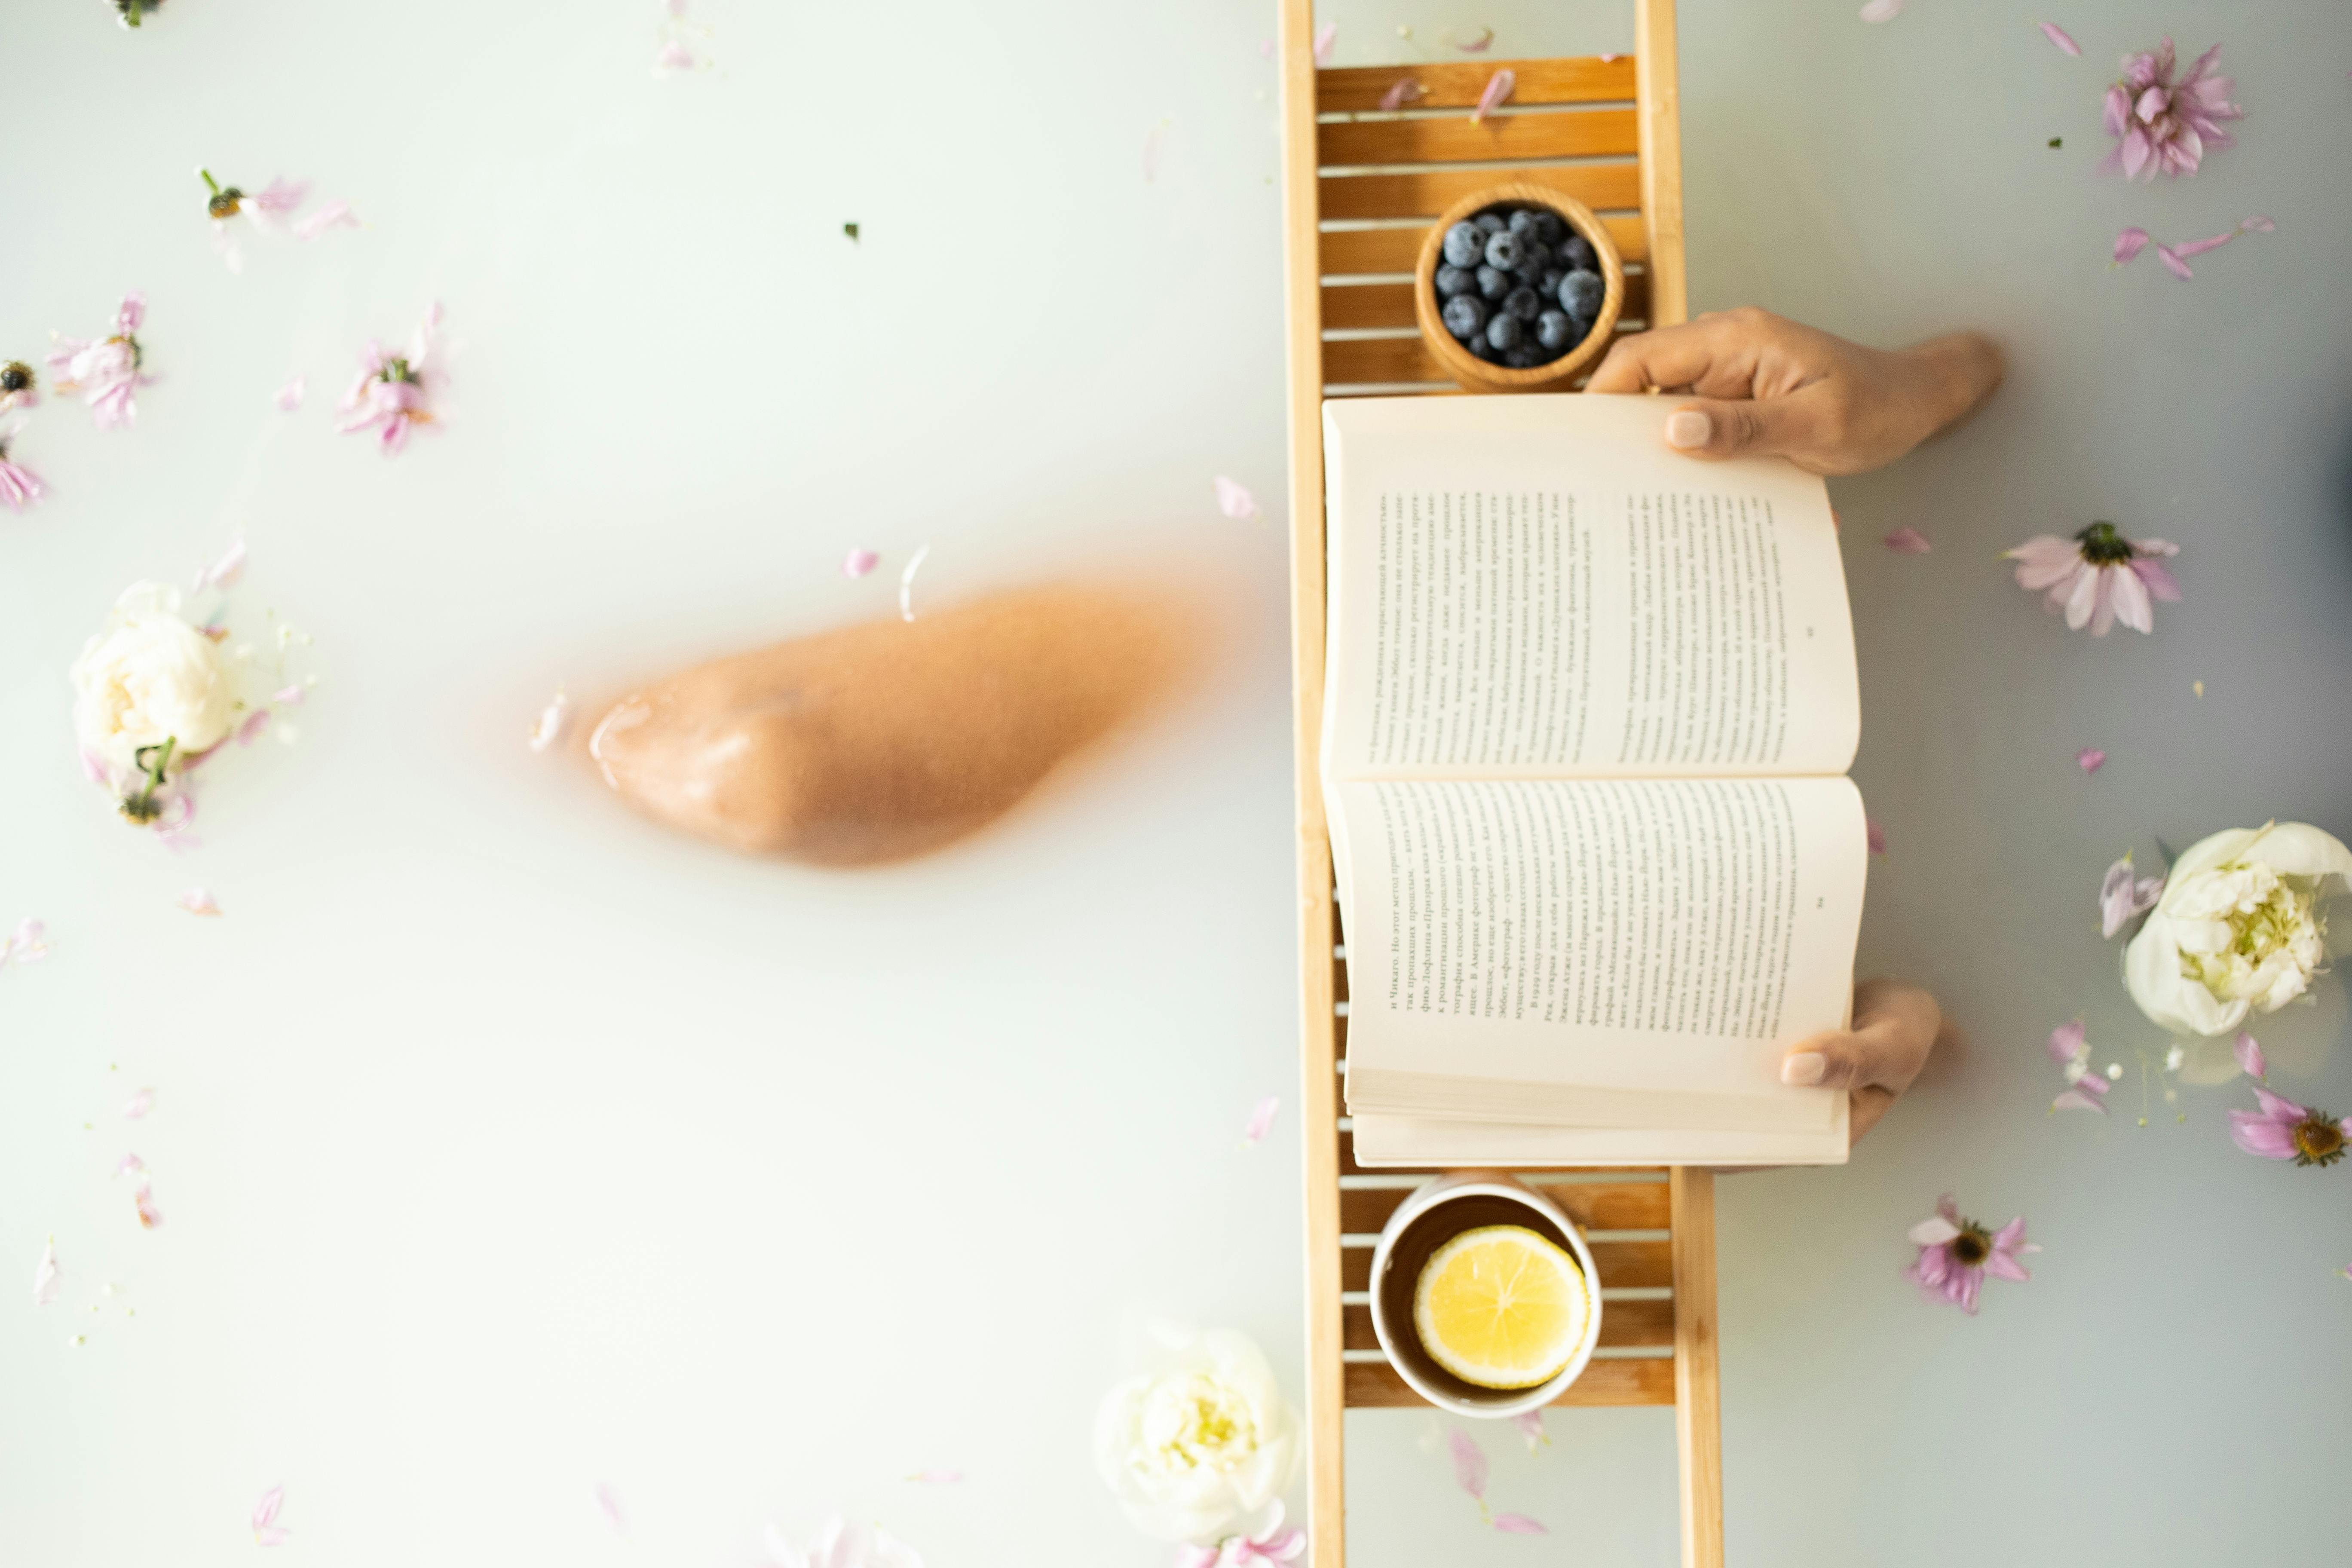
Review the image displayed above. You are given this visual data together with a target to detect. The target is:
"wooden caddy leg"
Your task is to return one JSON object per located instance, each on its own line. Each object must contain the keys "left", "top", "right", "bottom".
{"left": 1671, "top": 1168, "right": 1724, "bottom": 1568}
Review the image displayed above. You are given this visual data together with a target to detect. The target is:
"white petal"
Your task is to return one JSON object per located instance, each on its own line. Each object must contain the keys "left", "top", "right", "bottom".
{"left": 2240, "top": 822, "right": 2352, "bottom": 889}
{"left": 1906, "top": 1217, "right": 1961, "bottom": 1246}
{"left": 2159, "top": 828, "right": 2265, "bottom": 900}
{"left": 2124, "top": 913, "right": 2248, "bottom": 1037}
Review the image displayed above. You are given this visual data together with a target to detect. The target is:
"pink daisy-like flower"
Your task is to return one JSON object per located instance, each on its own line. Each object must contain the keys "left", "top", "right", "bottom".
{"left": 47, "top": 293, "right": 151, "bottom": 430}
{"left": 0, "top": 360, "right": 36, "bottom": 413}
{"left": 0, "top": 426, "right": 44, "bottom": 513}
{"left": 337, "top": 303, "right": 444, "bottom": 456}
{"left": 2004, "top": 522, "right": 2180, "bottom": 636}
{"left": 1905, "top": 1195, "right": 2037, "bottom": 1314}
{"left": 2228, "top": 1087, "right": 2346, "bottom": 1167}
{"left": 2102, "top": 38, "right": 2242, "bottom": 181}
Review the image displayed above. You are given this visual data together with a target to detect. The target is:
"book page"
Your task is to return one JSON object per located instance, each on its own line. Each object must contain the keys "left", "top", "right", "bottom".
{"left": 1328, "top": 775, "right": 1865, "bottom": 1130}
{"left": 1347, "top": 1108, "right": 1850, "bottom": 1169}
{"left": 1321, "top": 393, "right": 1858, "bottom": 784}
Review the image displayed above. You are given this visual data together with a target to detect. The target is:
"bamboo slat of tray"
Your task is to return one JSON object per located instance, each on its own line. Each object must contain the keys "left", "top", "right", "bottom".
{"left": 1281, "top": 3, "right": 1720, "bottom": 1566}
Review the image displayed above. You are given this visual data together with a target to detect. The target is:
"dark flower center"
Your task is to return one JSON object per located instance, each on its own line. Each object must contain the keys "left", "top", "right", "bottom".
{"left": 2293, "top": 1112, "right": 2346, "bottom": 1168}
{"left": 1950, "top": 1224, "right": 1992, "bottom": 1266}
{"left": 208, "top": 189, "right": 244, "bottom": 219}
{"left": 2073, "top": 521, "right": 2136, "bottom": 565}
{"left": 0, "top": 362, "right": 30, "bottom": 394}
{"left": 379, "top": 356, "right": 418, "bottom": 385}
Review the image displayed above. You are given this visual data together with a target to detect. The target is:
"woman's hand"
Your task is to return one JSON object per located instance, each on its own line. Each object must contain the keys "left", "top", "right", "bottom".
{"left": 1585, "top": 308, "right": 2004, "bottom": 476}
{"left": 1781, "top": 979, "right": 1948, "bottom": 1146}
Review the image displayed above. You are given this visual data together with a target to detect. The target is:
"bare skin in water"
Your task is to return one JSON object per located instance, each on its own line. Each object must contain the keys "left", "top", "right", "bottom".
{"left": 585, "top": 584, "right": 1203, "bottom": 865}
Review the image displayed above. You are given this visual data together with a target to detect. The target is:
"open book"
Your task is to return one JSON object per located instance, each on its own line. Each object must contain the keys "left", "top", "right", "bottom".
{"left": 1321, "top": 394, "right": 1866, "bottom": 1167}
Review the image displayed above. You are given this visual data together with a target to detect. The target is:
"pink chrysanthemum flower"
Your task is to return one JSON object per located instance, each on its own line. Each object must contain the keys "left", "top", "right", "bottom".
{"left": 0, "top": 360, "right": 37, "bottom": 413}
{"left": 200, "top": 170, "right": 311, "bottom": 273}
{"left": 0, "top": 427, "right": 45, "bottom": 513}
{"left": 2103, "top": 38, "right": 2242, "bottom": 181}
{"left": 47, "top": 293, "right": 151, "bottom": 430}
{"left": 2005, "top": 522, "right": 2180, "bottom": 636}
{"left": 2228, "top": 1087, "right": 2346, "bottom": 1167}
{"left": 336, "top": 303, "right": 444, "bottom": 456}
{"left": 1905, "top": 1195, "right": 2037, "bottom": 1314}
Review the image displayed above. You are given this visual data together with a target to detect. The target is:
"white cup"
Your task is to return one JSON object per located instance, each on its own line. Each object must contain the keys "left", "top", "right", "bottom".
{"left": 1367, "top": 1170, "right": 1605, "bottom": 1419}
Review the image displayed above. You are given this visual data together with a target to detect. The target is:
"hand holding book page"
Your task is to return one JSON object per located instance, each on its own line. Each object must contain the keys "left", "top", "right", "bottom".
{"left": 1320, "top": 393, "right": 1867, "bottom": 1167}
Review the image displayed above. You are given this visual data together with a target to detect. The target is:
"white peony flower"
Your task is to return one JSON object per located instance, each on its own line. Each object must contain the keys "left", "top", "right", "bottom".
{"left": 761, "top": 1516, "right": 922, "bottom": 1568}
{"left": 1094, "top": 1326, "right": 1302, "bottom": 1545}
{"left": 69, "top": 582, "right": 238, "bottom": 778}
{"left": 2123, "top": 823, "right": 2352, "bottom": 1037}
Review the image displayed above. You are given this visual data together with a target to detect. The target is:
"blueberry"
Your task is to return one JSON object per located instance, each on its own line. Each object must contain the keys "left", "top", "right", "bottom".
{"left": 1516, "top": 238, "right": 1552, "bottom": 274}
{"left": 1532, "top": 211, "right": 1566, "bottom": 246}
{"left": 1504, "top": 345, "right": 1544, "bottom": 369}
{"left": 1473, "top": 211, "right": 1506, "bottom": 235}
{"left": 1476, "top": 265, "right": 1511, "bottom": 301}
{"left": 1470, "top": 337, "right": 1498, "bottom": 362}
{"left": 1442, "top": 222, "right": 1485, "bottom": 270}
{"left": 1539, "top": 268, "right": 1564, "bottom": 297}
{"left": 1482, "top": 231, "right": 1521, "bottom": 270}
{"left": 1558, "top": 233, "right": 1597, "bottom": 272}
{"left": 1503, "top": 286, "right": 1541, "bottom": 322}
{"left": 1441, "top": 294, "right": 1488, "bottom": 340}
{"left": 1559, "top": 268, "right": 1605, "bottom": 322}
{"left": 1435, "top": 263, "right": 1476, "bottom": 299}
{"left": 1507, "top": 208, "right": 1540, "bottom": 240}
{"left": 1485, "top": 312, "right": 1522, "bottom": 352}
{"left": 1539, "top": 310, "right": 1589, "bottom": 354}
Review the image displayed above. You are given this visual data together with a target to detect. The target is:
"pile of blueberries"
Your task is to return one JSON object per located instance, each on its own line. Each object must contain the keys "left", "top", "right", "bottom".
{"left": 1433, "top": 205, "right": 1606, "bottom": 369}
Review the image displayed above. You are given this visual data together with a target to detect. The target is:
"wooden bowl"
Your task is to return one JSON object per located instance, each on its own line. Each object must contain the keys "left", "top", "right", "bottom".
{"left": 1413, "top": 182, "right": 1625, "bottom": 393}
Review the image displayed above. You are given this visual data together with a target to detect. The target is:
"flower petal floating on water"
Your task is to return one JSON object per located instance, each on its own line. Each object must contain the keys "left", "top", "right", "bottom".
{"left": 2113, "top": 227, "right": 2151, "bottom": 265}
{"left": 843, "top": 548, "right": 880, "bottom": 578}
{"left": 2234, "top": 1031, "right": 2266, "bottom": 1081}
{"left": 2004, "top": 524, "right": 2179, "bottom": 636}
{"left": 2228, "top": 1086, "right": 2344, "bottom": 1166}
{"left": 178, "top": 888, "right": 222, "bottom": 916}
{"left": 595, "top": 1482, "right": 625, "bottom": 1534}
{"left": 1447, "top": 1427, "right": 1488, "bottom": 1500}
{"left": 1455, "top": 26, "right": 1494, "bottom": 52}
{"left": 1, "top": 917, "right": 50, "bottom": 970}
{"left": 1882, "top": 526, "right": 1930, "bottom": 554}
{"left": 251, "top": 1485, "right": 289, "bottom": 1546}
{"left": 34, "top": 1237, "right": 60, "bottom": 1307}
{"left": 273, "top": 375, "right": 306, "bottom": 412}
{"left": 193, "top": 538, "right": 247, "bottom": 593}
{"left": 2076, "top": 747, "right": 2106, "bottom": 774}
{"left": 1214, "top": 476, "right": 1259, "bottom": 520}
{"left": 765, "top": 1515, "right": 925, "bottom": 1568}
{"left": 2098, "top": 851, "right": 2163, "bottom": 939}
{"left": 2038, "top": 21, "right": 2081, "bottom": 55}
{"left": 907, "top": 1467, "right": 963, "bottom": 1484}
{"left": 1242, "top": 1095, "right": 1279, "bottom": 1145}
{"left": 124, "top": 1087, "right": 155, "bottom": 1118}
{"left": 1513, "top": 1409, "right": 1548, "bottom": 1452}
{"left": 1472, "top": 69, "right": 1515, "bottom": 122}
{"left": 2102, "top": 38, "right": 2242, "bottom": 181}
{"left": 292, "top": 200, "right": 360, "bottom": 241}
{"left": 2046, "top": 1020, "right": 2110, "bottom": 1113}
{"left": 529, "top": 691, "right": 571, "bottom": 753}
{"left": 48, "top": 292, "right": 152, "bottom": 431}
{"left": 1491, "top": 1514, "right": 1547, "bottom": 1535}
{"left": 133, "top": 1185, "right": 162, "bottom": 1229}
{"left": 899, "top": 544, "right": 931, "bottom": 623}
{"left": 1905, "top": 1195, "right": 2037, "bottom": 1313}
{"left": 1858, "top": 0, "right": 1902, "bottom": 22}
{"left": 337, "top": 303, "right": 444, "bottom": 456}
{"left": 1866, "top": 819, "right": 1887, "bottom": 857}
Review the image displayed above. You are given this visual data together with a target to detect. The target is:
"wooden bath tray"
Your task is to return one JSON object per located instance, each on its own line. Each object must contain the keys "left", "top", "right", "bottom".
{"left": 1274, "top": 4, "right": 1722, "bottom": 1565}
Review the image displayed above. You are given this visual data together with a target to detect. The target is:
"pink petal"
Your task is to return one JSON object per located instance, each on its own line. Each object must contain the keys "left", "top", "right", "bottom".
{"left": 34, "top": 1237, "right": 60, "bottom": 1307}
{"left": 2108, "top": 562, "right": 2153, "bottom": 634}
{"left": 1514, "top": 1409, "right": 1547, "bottom": 1451}
{"left": 1312, "top": 22, "right": 1335, "bottom": 64}
{"left": 252, "top": 1485, "right": 285, "bottom": 1531}
{"left": 115, "top": 1153, "right": 147, "bottom": 1179}
{"left": 595, "top": 1482, "right": 625, "bottom": 1533}
{"left": 2, "top": 916, "right": 50, "bottom": 966}
{"left": 2036, "top": 21, "right": 2080, "bottom": 55}
{"left": 2234, "top": 1032, "right": 2266, "bottom": 1081}
{"left": 2087, "top": 567, "right": 2122, "bottom": 636}
{"left": 1377, "top": 77, "right": 1423, "bottom": 112}
{"left": 908, "top": 1467, "right": 963, "bottom": 1483}
{"left": 116, "top": 293, "right": 147, "bottom": 334}
{"left": 1983, "top": 1250, "right": 2031, "bottom": 1283}
{"left": 2113, "top": 227, "right": 2151, "bottom": 264}
{"left": 654, "top": 41, "right": 698, "bottom": 71}
{"left": 842, "top": 547, "right": 880, "bottom": 577}
{"left": 2052, "top": 1089, "right": 2108, "bottom": 1115}
{"left": 254, "top": 1528, "right": 290, "bottom": 1548}
{"left": 178, "top": 888, "right": 222, "bottom": 916}
{"left": 0, "top": 455, "right": 46, "bottom": 511}
{"left": 235, "top": 710, "right": 271, "bottom": 747}
{"left": 274, "top": 375, "right": 306, "bottom": 412}
{"left": 2241, "top": 214, "right": 2275, "bottom": 233}
{"left": 1907, "top": 1215, "right": 1960, "bottom": 1247}
{"left": 2128, "top": 554, "right": 2181, "bottom": 601}
{"left": 1882, "top": 526, "right": 1931, "bottom": 554}
{"left": 1455, "top": 25, "right": 1494, "bottom": 52}
{"left": 1857, "top": 0, "right": 1902, "bottom": 21}
{"left": 1175, "top": 1549, "right": 1220, "bottom": 1568}
{"left": 1243, "top": 1094, "right": 1280, "bottom": 1144}
{"left": 2005, "top": 535, "right": 2083, "bottom": 588}
{"left": 2076, "top": 747, "right": 2106, "bottom": 774}
{"left": 2062, "top": 560, "right": 2102, "bottom": 629}
{"left": 273, "top": 683, "right": 308, "bottom": 706}
{"left": 292, "top": 200, "right": 359, "bottom": 241}
{"left": 1472, "top": 68, "right": 1516, "bottom": 122}
{"left": 2251, "top": 1087, "right": 2307, "bottom": 1124}
{"left": 2102, "top": 86, "right": 2130, "bottom": 138}
{"left": 2120, "top": 126, "right": 2153, "bottom": 180}
{"left": 2156, "top": 244, "right": 2193, "bottom": 280}
{"left": 1492, "top": 1514, "right": 1547, "bottom": 1535}
{"left": 2229, "top": 1111, "right": 2299, "bottom": 1160}
{"left": 134, "top": 1185, "right": 162, "bottom": 1229}
{"left": 1866, "top": 818, "right": 1887, "bottom": 857}
{"left": 1214, "top": 475, "right": 1259, "bottom": 519}
{"left": 899, "top": 542, "right": 931, "bottom": 622}
{"left": 1447, "top": 1427, "right": 1488, "bottom": 1500}
{"left": 2170, "top": 229, "right": 2237, "bottom": 259}
{"left": 2046, "top": 1020, "right": 2086, "bottom": 1066}
{"left": 124, "top": 1087, "right": 155, "bottom": 1118}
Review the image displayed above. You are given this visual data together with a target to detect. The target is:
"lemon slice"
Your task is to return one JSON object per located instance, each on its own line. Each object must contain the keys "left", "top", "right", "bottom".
{"left": 1412, "top": 1224, "right": 1590, "bottom": 1390}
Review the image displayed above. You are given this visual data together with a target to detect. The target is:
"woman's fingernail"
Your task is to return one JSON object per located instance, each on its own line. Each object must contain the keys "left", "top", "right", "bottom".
{"left": 1666, "top": 410, "right": 1712, "bottom": 449}
{"left": 1781, "top": 1052, "right": 1827, "bottom": 1086}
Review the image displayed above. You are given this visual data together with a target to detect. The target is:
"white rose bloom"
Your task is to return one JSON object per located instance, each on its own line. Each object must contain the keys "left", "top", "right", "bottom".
{"left": 1093, "top": 1326, "right": 1302, "bottom": 1544}
{"left": 69, "top": 582, "right": 238, "bottom": 776}
{"left": 2123, "top": 823, "right": 2352, "bottom": 1037}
